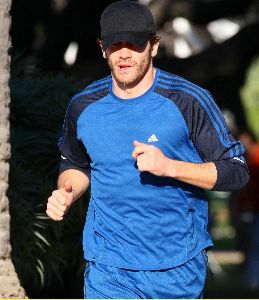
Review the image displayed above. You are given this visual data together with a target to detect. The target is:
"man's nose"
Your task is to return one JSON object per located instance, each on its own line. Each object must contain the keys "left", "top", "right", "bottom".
{"left": 119, "top": 43, "right": 132, "bottom": 59}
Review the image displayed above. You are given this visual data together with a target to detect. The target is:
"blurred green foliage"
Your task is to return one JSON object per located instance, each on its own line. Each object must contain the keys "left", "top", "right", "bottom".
{"left": 241, "top": 56, "right": 259, "bottom": 138}
{"left": 8, "top": 61, "right": 88, "bottom": 297}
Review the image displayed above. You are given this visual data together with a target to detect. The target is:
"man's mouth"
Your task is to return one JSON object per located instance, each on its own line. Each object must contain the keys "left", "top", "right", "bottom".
{"left": 117, "top": 63, "right": 133, "bottom": 72}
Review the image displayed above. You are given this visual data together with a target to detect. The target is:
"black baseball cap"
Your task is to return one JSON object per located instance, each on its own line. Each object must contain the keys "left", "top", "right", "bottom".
{"left": 100, "top": 0, "right": 156, "bottom": 50}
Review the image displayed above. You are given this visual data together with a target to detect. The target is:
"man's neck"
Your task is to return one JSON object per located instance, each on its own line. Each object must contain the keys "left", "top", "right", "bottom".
{"left": 112, "top": 64, "right": 156, "bottom": 99}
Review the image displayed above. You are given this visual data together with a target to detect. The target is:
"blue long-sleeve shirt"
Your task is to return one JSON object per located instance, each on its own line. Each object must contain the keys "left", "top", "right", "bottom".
{"left": 59, "top": 68, "right": 249, "bottom": 270}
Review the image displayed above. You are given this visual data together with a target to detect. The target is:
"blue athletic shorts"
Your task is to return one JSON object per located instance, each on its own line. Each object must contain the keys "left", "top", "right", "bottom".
{"left": 84, "top": 250, "right": 208, "bottom": 299}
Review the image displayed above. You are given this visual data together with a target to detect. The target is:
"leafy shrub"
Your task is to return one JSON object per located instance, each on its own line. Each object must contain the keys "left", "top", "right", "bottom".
{"left": 9, "top": 72, "right": 88, "bottom": 297}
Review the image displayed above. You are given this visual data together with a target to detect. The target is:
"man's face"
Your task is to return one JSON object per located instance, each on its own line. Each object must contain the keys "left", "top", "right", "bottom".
{"left": 103, "top": 41, "right": 158, "bottom": 88}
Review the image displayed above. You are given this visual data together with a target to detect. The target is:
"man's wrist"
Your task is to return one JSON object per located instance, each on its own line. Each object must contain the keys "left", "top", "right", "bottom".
{"left": 163, "top": 157, "right": 178, "bottom": 178}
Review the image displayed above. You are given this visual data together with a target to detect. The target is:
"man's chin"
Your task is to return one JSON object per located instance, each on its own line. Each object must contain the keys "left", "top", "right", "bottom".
{"left": 114, "top": 74, "right": 135, "bottom": 87}
{"left": 117, "top": 79, "right": 138, "bottom": 89}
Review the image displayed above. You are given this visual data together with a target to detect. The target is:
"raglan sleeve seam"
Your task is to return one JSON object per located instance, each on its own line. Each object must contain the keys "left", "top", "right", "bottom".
{"left": 58, "top": 98, "right": 91, "bottom": 178}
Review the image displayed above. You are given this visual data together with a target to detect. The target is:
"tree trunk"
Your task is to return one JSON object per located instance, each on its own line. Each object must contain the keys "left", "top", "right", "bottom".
{"left": 0, "top": 0, "right": 27, "bottom": 297}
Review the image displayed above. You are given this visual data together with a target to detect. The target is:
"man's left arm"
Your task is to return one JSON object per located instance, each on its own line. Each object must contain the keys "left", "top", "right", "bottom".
{"left": 162, "top": 159, "right": 217, "bottom": 190}
{"left": 132, "top": 91, "right": 249, "bottom": 191}
{"left": 188, "top": 93, "right": 249, "bottom": 191}
{"left": 132, "top": 140, "right": 217, "bottom": 190}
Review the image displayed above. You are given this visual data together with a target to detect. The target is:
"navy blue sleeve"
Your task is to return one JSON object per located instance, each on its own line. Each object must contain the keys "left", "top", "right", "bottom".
{"left": 190, "top": 94, "right": 249, "bottom": 191}
{"left": 58, "top": 98, "right": 91, "bottom": 178}
{"left": 173, "top": 89, "right": 249, "bottom": 191}
{"left": 155, "top": 72, "right": 249, "bottom": 191}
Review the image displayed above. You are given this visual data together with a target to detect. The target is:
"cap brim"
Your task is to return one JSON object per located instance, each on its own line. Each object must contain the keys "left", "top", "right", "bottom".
{"left": 102, "top": 31, "right": 152, "bottom": 50}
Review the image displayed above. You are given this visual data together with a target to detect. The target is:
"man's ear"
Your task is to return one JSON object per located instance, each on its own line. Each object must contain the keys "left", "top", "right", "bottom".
{"left": 151, "top": 41, "right": 159, "bottom": 58}
{"left": 97, "top": 38, "right": 107, "bottom": 59}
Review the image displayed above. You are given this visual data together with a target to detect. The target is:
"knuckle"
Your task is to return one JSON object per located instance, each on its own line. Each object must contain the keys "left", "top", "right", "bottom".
{"left": 58, "top": 211, "right": 64, "bottom": 217}
{"left": 46, "top": 210, "right": 55, "bottom": 219}
{"left": 53, "top": 215, "right": 62, "bottom": 221}
{"left": 47, "top": 210, "right": 63, "bottom": 221}
{"left": 60, "top": 205, "right": 66, "bottom": 213}
{"left": 47, "top": 196, "right": 57, "bottom": 207}
{"left": 52, "top": 190, "right": 59, "bottom": 197}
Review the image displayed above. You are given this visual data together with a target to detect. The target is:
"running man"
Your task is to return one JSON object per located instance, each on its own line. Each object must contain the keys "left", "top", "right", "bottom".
{"left": 46, "top": 1, "right": 249, "bottom": 298}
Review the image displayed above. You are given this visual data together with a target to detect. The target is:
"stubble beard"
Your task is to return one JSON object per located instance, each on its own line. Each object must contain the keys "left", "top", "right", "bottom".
{"left": 107, "top": 51, "right": 152, "bottom": 90}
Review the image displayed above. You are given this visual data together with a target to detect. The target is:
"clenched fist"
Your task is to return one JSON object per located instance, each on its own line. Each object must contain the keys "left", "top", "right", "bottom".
{"left": 46, "top": 180, "right": 74, "bottom": 221}
{"left": 132, "top": 140, "right": 171, "bottom": 177}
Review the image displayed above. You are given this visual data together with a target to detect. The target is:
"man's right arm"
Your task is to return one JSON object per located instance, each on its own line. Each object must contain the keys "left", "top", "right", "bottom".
{"left": 47, "top": 92, "right": 92, "bottom": 220}
{"left": 46, "top": 169, "right": 89, "bottom": 221}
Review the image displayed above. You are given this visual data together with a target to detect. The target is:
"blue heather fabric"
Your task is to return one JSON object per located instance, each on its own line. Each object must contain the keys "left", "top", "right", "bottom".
{"left": 59, "top": 68, "right": 248, "bottom": 270}
{"left": 84, "top": 250, "right": 208, "bottom": 299}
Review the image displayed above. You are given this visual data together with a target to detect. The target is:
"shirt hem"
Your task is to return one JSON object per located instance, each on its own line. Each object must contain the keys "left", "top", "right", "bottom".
{"left": 85, "top": 241, "right": 213, "bottom": 271}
